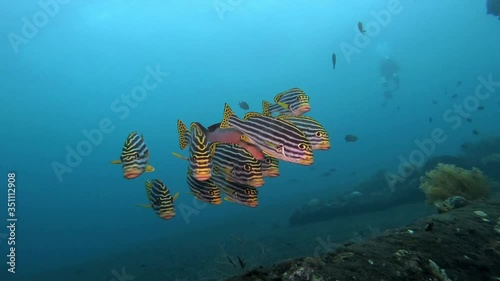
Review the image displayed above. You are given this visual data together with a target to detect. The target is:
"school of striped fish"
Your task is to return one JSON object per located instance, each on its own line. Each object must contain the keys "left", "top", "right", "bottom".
{"left": 110, "top": 88, "right": 331, "bottom": 220}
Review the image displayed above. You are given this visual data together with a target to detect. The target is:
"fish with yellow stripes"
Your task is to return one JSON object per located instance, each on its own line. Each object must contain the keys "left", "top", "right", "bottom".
{"left": 174, "top": 120, "right": 216, "bottom": 181}
{"left": 212, "top": 143, "right": 265, "bottom": 188}
{"left": 211, "top": 166, "right": 259, "bottom": 208}
{"left": 275, "top": 115, "right": 331, "bottom": 150}
{"left": 186, "top": 168, "right": 222, "bottom": 205}
{"left": 262, "top": 88, "right": 311, "bottom": 116}
{"left": 136, "top": 179, "right": 179, "bottom": 220}
{"left": 110, "top": 132, "right": 155, "bottom": 179}
{"left": 219, "top": 103, "right": 314, "bottom": 165}
{"left": 261, "top": 156, "right": 280, "bottom": 177}
{"left": 200, "top": 122, "right": 265, "bottom": 161}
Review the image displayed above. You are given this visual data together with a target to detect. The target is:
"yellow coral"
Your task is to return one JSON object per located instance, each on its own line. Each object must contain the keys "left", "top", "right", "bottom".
{"left": 419, "top": 163, "right": 489, "bottom": 204}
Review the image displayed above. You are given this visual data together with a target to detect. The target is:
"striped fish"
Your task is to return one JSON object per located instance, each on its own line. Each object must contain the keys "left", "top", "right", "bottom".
{"left": 276, "top": 115, "right": 331, "bottom": 150}
{"left": 211, "top": 166, "right": 259, "bottom": 208}
{"left": 110, "top": 132, "right": 154, "bottom": 179}
{"left": 212, "top": 143, "right": 265, "bottom": 188}
{"left": 136, "top": 179, "right": 179, "bottom": 220}
{"left": 219, "top": 103, "right": 314, "bottom": 165}
{"left": 261, "top": 156, "right": 280, "bottom": 177}
{"left": 186, "top": 168, "right": 222, "bottom": 205}
{"left": 175, "top": 120, "right": 216, "bottom": 181}
{"left": 262, "top": 88, "right": 311, "bottom": 116}
{"left": 202, "top": 122, "right": 265, "bottom": 161}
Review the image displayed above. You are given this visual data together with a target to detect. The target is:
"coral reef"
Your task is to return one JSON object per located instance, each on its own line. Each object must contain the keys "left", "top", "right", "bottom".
{"left": 419, "top": 163, "right": 490, "bottom": 205}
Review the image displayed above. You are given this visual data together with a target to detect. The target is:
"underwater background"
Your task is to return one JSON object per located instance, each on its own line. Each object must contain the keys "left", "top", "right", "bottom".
{"left": 1, "top": 0, "right": 499, "bottom": 280}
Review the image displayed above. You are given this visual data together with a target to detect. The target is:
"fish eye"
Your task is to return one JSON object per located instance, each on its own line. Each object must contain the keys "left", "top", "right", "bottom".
{"left": 191, "top": 154, "right": 198, "bottom": 162}
{"left": 298, "top": 143, "right": 307, "bottom": 150}
{"left": 265, "top": 158, "right": 271, "bottom": 164}
{"left": 244, "top": 164, "right": 252, "bottom": 172}
{"left": 315, "top": 131, "right": 325, "bottom": 137}
{"left": 245, "top": 189, "right": 251, "bottom": 195}
{"left": 208, "top": 190, "right": 214, "bottom": 196}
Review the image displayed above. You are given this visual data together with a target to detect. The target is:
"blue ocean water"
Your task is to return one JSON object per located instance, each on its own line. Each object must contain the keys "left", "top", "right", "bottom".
{"left": 1, "top": 0, "right": 499, "bottom": 280}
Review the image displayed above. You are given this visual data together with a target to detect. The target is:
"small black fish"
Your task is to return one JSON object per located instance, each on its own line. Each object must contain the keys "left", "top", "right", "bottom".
{"left": 473, "top": 129, "right": 479, "bottom": 135}
{"left": 238, "top": 101, "right": 249, "bottom": 110}
{"left": 477, "top": 105, "right": 484, "bottom": 110}
{"left": 345, "top": 134, "right": 358, "bottom": 142}
{"left": 432, "top": 100, "right": 438, "bottom": 105}
{"left": 332, "top": 53, "right": 336, "bottom": 69}
{"left": 456, "top": 80, "right": 462, "bottom": 87}
{"left": 465, "top": 117, "right": 472, "bottom": 123}
{"left": 451, "top": 94, "right": 458, "bottom": 98}
{"left": 357, "top": 21, "right": 366, "bottom": 34}
{"left": 429, "top": 117, "right": 433, "bottom": 123}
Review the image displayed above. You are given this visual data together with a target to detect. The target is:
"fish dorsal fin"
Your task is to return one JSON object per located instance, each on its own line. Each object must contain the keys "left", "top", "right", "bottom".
{"left": 145, "top": 165, "right": 155, "bottom": 172}
{"left": 262, "top": 100, "right": 272, "bottom": 117}
{"left": 177, "top": 120, "right": 190, "bottom": 150}
{"left": 274, "top": 92, "right": 284, "bottom": 103}
{"left": 220, "top": 103, "right": 235, "bottom": 129}
{"left": 136, "top": 204, "right": 152, "bottom": 208}
{"left": 172, "top": 152, "right": 189, "bottom": 161}
{"left": 110, "top": 160, "right": 122, "bottom": 164}
{"left": 243, "top": 112, "right": 261, "bottom": 120}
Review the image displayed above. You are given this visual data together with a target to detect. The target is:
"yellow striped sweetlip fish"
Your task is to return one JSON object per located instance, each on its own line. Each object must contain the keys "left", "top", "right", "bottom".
{"left": 212, "top": 143, "right": 265, "bottom": 188}
{"left": 262, "top": 88, "right": 311, "bottom": 116}
{"left": 276, "top": 115, "right": 331, "bottom": 150}
{"left": 211, "top": 167, "right": 259, "bottom": 208}
{"left": 176, "top": 120, "right": 216, "bottom": 181}
{"left": 136, "top": 179, "right": 179, "bottom": 220}
{"left": 260, "top": 156, "right": 280, "bottom": 177}
{"left": 110, "top": 132, "right": 154, "bottom": 179}
{"left": 186, "top": 168, "right": 222, "bottom": 205}
{"left": 219, "top": 103, "right": 314, "bottom": 165}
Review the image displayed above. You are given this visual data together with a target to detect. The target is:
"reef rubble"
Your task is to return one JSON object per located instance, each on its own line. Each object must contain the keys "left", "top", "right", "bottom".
{"left": 228, "top": 197, "right": 500, "bottom": 281}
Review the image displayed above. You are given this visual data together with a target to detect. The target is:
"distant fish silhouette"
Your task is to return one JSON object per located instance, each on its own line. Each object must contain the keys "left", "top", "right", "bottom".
{"left": 357, "top": 21, "right": 366, "bottom": 34}
{"left": 456, "top": 80, "right": 462, "bottom": 87}
{"left": 331, "top": 53, "right": 336, "bottom": 69}
{"left": 238, "top": 101, "right": 249, "bottom": 110}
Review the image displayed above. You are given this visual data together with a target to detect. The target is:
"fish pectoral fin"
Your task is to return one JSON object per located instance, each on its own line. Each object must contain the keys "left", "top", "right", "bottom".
{"left": 240, "top": 134, "right": 253, "bottom": 144}
{"left": 172, "top": 192, "right": 180, "bottom": 201}
{"left": 172, "top": 152, "right": 189, "bottom": 161}
{"left": 110, "top": 160, "right": 122, "bottom": 164}
{"left": 145, "top": 165, "right": 155, "bottom": 172}
{"left": 277, "top": 102, "right": 289, "bottom": 109}
{"left": 136, "top": 204, "right": 152, "bottom": 208}
{"left": 224, "top": 197, "right": 236, "bottom": 204}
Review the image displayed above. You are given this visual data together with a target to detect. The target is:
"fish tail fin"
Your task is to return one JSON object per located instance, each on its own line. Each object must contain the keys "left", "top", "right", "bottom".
{"left": 220, "top": 103, "right": 236, "bottom": 129}
{"left": 177, "top": 119, "right": 189, "bottom": 150}
{"left": 262, "top": 100, "right": 272, "bottom": 117}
